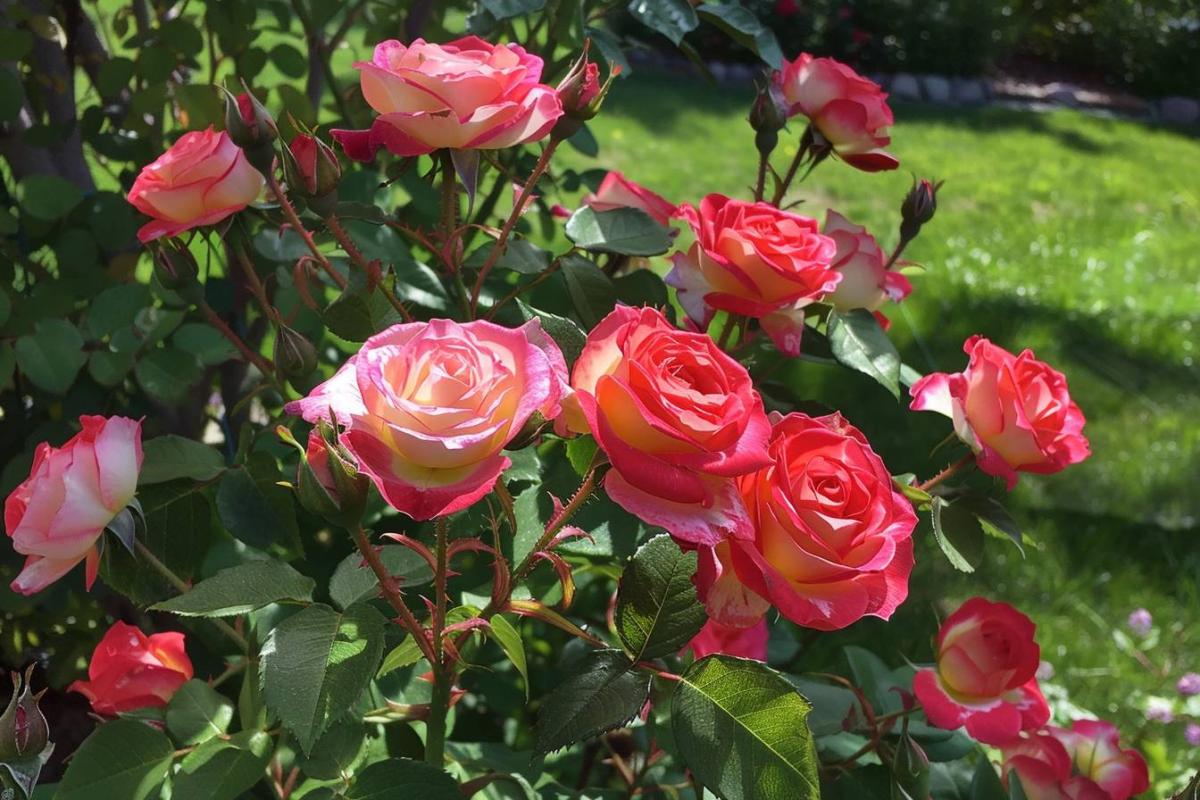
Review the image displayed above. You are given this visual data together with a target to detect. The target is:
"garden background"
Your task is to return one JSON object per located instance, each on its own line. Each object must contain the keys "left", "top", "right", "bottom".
{"left": 1, "top": 0, "right": 1198, "bottom": 795}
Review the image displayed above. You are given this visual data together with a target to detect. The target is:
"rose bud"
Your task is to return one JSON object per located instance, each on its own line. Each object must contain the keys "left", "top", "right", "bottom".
{"left": 749, "top": 79, "right": 788, "bottom": 158}
{"left": 900, "top": 177, "right": 943, "bottom": 243}
{"left": 5, "top": 416, "right": 143, "bottom": 595}
{"left": 552, "top": 44, "right": 618, "bottom": 141}
{"left": 151, "top": 239, "right": 204, "bottom": 305}
{"left": 0, "top": 665, "right": 50, "bottom": 764}
{"left": 912, "top": 597, "right": 1050, "bottom": 745}
{"left": 273, "top": 322, "right": 318, "bottom": 381}
{"left": 283, "top": 132, "right": 342, "bottom": 217}
{"left": 68, "top": 622, "right": 193, "bottom": 716}
{"left": 910, "top": 336, "right": 1090, "bottom": 489}
{"left": 126, "top": 128, "right": 263, "bottom": 243}
{"left": 890, "top": 728, "right": 931, "bottom": 800}
{"left": 223, "top": 85, "right": 278, "bottom": 175}
{"left": 291, "top": 425, "right": 369, "bottom": 527}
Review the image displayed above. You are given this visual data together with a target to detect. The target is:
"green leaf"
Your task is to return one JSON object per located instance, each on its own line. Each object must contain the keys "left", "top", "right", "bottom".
{"left": 628, "top": 0, "right": 700, "bottom": 45}
{"left": 560, "top": 254, "right": 616, "bottom": 330}
{"left": 786, "top": 676, "right": 860, "bottom": 736}
{"left": 377, "top": 637, "right": 424, "bottom": 678}
{"left": 173, "top": 322, "right": 240, "bottom": 365}
{"left": 216, "top": 452, "right": 303, "bottom": 559}
{"left": 300, "top": 720, "right": 369, "bottom": 780}
{"left": 616, "top": 534, "right": 706, "bottom": 660}
{"left": 86, "top": 283, "right": 151, "bottom": 339}
{"left": 467, "top": 239, "right": 551, "bottom": 275}
{"left": 166, "top": 679, "right": 235, "bottom": 745}
{"left": 566, "top": 435, "right": 599, "bottom": 476}
{"left": 488, "top": 614, "right": 529, "bottom": 697}
{"left": 152, "top": 559, "right": 315, "bottom": 617}
{"left": 957, "top": 493, "right": 1024, "bottom": 555}
{"left": 270, "top": 43, "right": 307, "bottom": 78}
{"left": 139, "top": 434, "right": 226, "bottom": 485}
{"left": 14, "top": 319, "right": 86, "bottom": 394}
{"left": 481, "top": 0, "right": 546, "bottom": 19}
{"left": 969, "top": 756, "right": 1008, "bottom": 800}
{"left": 827, "top": 309, "right": 902, "bottom": 399}
{"left": 260, "top": 603, "right": 386, "bottom": 753}
{"left": 0, "top": 70, "right": 22, "bottom": 124}
{"left": 345, "top": 758, "right": 460, "bottom": 800}
{"left": 0, "top": 343, "right": 14, "bottom": 389}
{"left": 614, "top": 269, "right": 670, "bottom": 308}
{"left": 671, "top": 655, "right": 820, "bottom": 800}
{"left": 564, "top": 206, "right": 672, "bottom": 256}
{"left": 512, "top": 484, "right": 549, "bottom": 567}
{"left": 18, "top": 174, "right": 83, "bottom": 221}
{"left": 135, "top": 346, "right": 204, "bottom": 405}
{"left": 697, "top": 4, "right": 783, "bottom": 67}
{"left": 56, "top": 719, "right": 172, "bottom": 800}
{"left": 516, "top": 299, "right": 587, "bottom": 368}
{"left": 930, "top": 495, "right": 986, "bottom": 573}
{"left": 842, "top": 645, "right": 903, "bottom": 715}
{"left": 535, "top": 649, "right": 649, "bottom": 753}
{"left": 173, "top": 730, "right": 272, "bottom": 800}
{"left": 323, "top": 275, "right": 405, "bottom": 342}
{"left": 329, "top": 545, "right": 433, "bottom": 610}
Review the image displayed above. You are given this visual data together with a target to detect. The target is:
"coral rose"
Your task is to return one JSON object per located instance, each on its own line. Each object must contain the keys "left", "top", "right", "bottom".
{"left": 126, "top": 128, "right": 263, "bottom": 243}
{"left": 582, "top": 171, "right": 677, "bottom": 227}
{"left": 686, "top": 618, "right": 769, "bottom": 661}
{"left": 702, "top": 412, "right": 916, "bottom": 631}
{"left": 913, "top": 597, "right": 1050, "bottom": 745}
{"left": 332, "top": 37, "right": 563, "bottom": 161}
{"left": 666, "top": 194, "right": 839, "bottom": 356}
{"left": 567, "top": 306, "right": 771, "bottom": 545}
{"left": 68, "top": 622, "right": 192, "bottom": 716}
{"left": 285, "top": 319, "right": 567, "bottom": 520}
{"left": 5, "top": 415, "right": 143, "bottom": 596}
{"left": 823, "top": 210, "right": 912, "bottom": 320}
{"left": 774, "top": 54, "right": 898, "bottom": 172}
{"left": 1001, "top": 722, "right": 1149, "bottom": 800}
{"left": 909, "top": 336, "right": 1090, "bottom": 489}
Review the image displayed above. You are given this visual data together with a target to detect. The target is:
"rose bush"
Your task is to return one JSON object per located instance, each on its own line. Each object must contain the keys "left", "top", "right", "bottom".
{"left": 0, "top": 4, "right": 1159, "bottom": 799}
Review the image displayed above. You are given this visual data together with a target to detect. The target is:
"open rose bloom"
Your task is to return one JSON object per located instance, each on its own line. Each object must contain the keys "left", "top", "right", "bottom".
{"left": 126, "top": 128, "right": 263, "bottom": 243}
{"left": 913, "top": 597, "right": 1050, "bottom": 745}
{"left": 1001, "top": 722, "right": 1149, "bottom": 800}
{"left": 69, "top": 622, "right": 193, "bottom": 716}
{"left": 823, "top": 210, "right": 912, "bottom": 320}
{"left": 696, "top": 412, "right": 916, "bottom": 631}
{"left": 286, "top": 319, "right": 566, "bottom": 520}
{"left": 775, "top": 54, "right": 898, "bottom": 172}
{"left": 5, "top": 416, "right": 142, "bottom": 595}
{"left": 667, "top": 194, "right": 840, "bottom": 356}
{"left": 333, "top": 37, "right": 563, "bottom": 161}
{"left": 582, "top": 171, "right": 677, "bottom": 227}
{"left": 910, "top": 336, "right": 1090, "bottom": 488}
{"left": 565, "top": 306, "right": 771, "bottom": 545}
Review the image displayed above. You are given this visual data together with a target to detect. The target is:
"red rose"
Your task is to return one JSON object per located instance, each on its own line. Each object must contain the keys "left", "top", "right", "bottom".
{"left": 667, "top": 194, "right": 839, "bottom": 356}
{"left": 774, "top": 54, "right": 897, "bottom": 172}
{"left": 697, "top": 412, "right": 916, "bottom": 631}
{"left": 910, "top": 336, "right": 1090, "bottom": 489}
{"left": 68, "top": 622, "right": 193, "bottom": 715}
{"left": 1001, "top": 722, "right": 1149, "bottom": 800}
{"left": 913, "top": 597, "right": 1049, "bottom": 745}
{"left": 583, "top": 171, "right": 677, "bottom": 227}
{"left": 686, "top": 618, "right": 769, "bottom": 662}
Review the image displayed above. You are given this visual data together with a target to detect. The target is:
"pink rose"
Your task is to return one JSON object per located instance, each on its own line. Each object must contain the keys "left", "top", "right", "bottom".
{"left": 127, "top": 128, "right": 263, "bottom": 243}
{"left": 686, "top": 618, "right": 769, "bottom": 661}
{"left": 774, "top": 54, "right": 898, "bottom": 172}
{"left": 5, "top": 416, "right": 143, "bottom": 595}
{"left": 68, "top": 622, "right": 192, "bottom": 716}
{"left": 699, "top": 412, "right": 916, "bottom": 631}
{"left": 332, "top": 37, "right": 563, "bottom": 161}
{"left": 666, "top": 194, "right": 839, "bottom": 356}
{"left": 285, "top": 319, "right": 567, "bottom": 520}
{"left": 1001, "top": 722, "right": 1149, "bottom": 800}
{"left": 566, "top": 306, "right": 771, "bottom": 545}
{"left": 913, "top": 597, "right": 1049, "bottom": 745}
{"left": 823, "top": 210, "right": 912, "bottom": 319}
{"left": 582, "top": 171, "right": 677, "bottom": 227}
{"left": 910, "top": 336, "right": 1091, "bottom": 489}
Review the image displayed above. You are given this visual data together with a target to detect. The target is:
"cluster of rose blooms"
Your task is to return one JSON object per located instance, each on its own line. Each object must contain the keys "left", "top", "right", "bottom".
{"left": 2, "top": 34, "right": 1138, "bottom": 796}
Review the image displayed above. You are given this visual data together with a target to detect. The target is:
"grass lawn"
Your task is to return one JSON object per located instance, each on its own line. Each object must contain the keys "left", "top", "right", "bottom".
{"left": 560, "top": 73, "right": 1200, "bottom": 789}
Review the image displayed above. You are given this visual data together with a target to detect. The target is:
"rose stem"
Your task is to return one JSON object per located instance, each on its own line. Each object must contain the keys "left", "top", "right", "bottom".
{"left": 347, "top": 525, "right": 438, "bottom": 667}
{"left": 134, "top": 539, "right": 250, "bottom": 652}
{"left": 754, "top": 150, "right": 769, "bottom": 202}
{"left": 770, "top": 135, "right": 811, "bottom": 206}
{"left": 264, "top": 171, "right": 348, "bottom": 290}
{"left": 916, "top": 453, "right": 975, "bottom": 492}
{"left": 197, "top": 300, "right": 277, "bottom": 381}
{"left": 468, "top": 139, "right": 559, "bottom": 315}
{"left": 425, "top": 517, "right": 451, "bottom": 767}
{"left": 322, "top": 214, "right": 413, "bottom": 321}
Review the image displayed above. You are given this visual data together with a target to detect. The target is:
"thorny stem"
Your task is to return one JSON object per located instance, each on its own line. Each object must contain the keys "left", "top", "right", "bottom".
{"left": 135, "top": 539, "right": 249, "bottom": 652}
{"left": 426, "top": 517, "right": 451, "bottom": 767}
{"left": 324, "top": 214, "right": 413, "bottom": 321}
{"left": 770, "top": 140, "right": 810, "bottom": 206}
{"left": 916, "top": 453, "right": 974, "bottom": 492}
{"left": 198, "top": 300, "right": 276, "bottom": 380}
{"left": 753, "top": 149, "right": 769, "bottom": 202}
{"left": 265, "top": 171, "right": 347, "bottom": 290}
{"left": 714, "top": 314, "right": 741, "bottom": 351}
{"left": 469, "top": 140, "right": 558, "bottom": 315}
{"left": 347, "top": 525, "right": 438, "bottom": 667}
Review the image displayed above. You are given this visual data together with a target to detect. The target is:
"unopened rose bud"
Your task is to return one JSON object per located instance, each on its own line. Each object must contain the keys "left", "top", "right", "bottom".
{"left": 890, "top": 728, "right": 930, "bottom": 800}
{"left": 223, "top": 84, "right": 278, "bottom": 176}
{"left": 0, "top": 666, "right": 51, "bottom": 764}
{"left": 273, "top": 323, "right": 317, "bottom": 381}
{"left": 749, "top": 79, "right": 788, "bottom": 158}
{"left": 899, "top": 177, "right": 942, "bottom": 243}
{"left": 552, "top": 44, "right": 618, "bottom": 141}
{"left": 152, "top": 240, "right": 204, "bottom": 304}
{"left": 282, "top": 133, "right": 341, "bottom": 217}
{"left": 292, "top": 423, "right": 368, "bottom": 527}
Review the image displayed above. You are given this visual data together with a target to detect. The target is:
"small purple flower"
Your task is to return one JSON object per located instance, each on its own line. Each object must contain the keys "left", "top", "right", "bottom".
{"left": 1187, "top": 723, "right": 1200, "bottom": 747}
{"left": 1178, "top": 673, "right": 1200, "bottom": 697}
{"left": 1127, "top": 608, "right": 1153, "bottom": 637}
{"left": 1145, "top": 700, "right": 1174, "bottom": 724}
